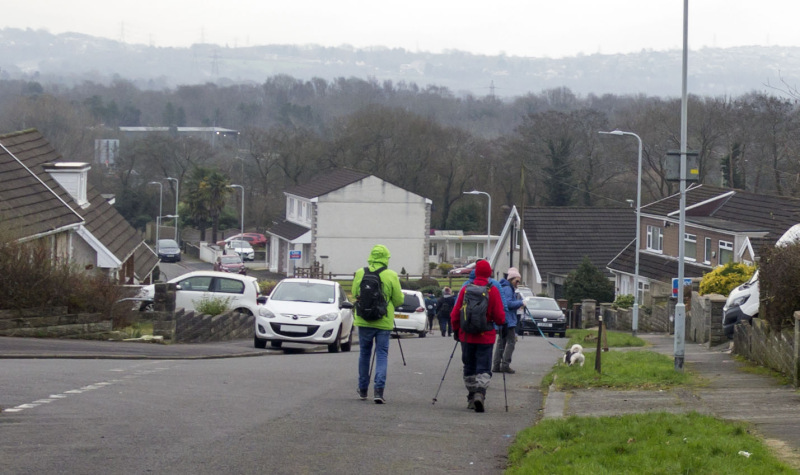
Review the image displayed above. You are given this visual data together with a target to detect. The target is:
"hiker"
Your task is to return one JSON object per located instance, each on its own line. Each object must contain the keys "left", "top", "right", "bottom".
{"left": 462, "top": 262, "right": 508, "bottom": 313}
{"left": 352, "top": 244, "right": 404, "bottom": 404}
{"left": 436, "top": 287, "right": 455, "bottom": 337}
{"left": 450, "top": 259, "right": 506, "bottom": 412}
{"left": 493, "top": 267, "right": 525, "bottom": 374}
{"left": 425, "top": 291, "right": 438, "bottom": 334}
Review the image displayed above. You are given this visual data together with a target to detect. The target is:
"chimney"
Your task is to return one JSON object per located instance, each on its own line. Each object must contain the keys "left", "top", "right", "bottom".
{"left": 43, "top": 162, "right": 91, "bottom": 208}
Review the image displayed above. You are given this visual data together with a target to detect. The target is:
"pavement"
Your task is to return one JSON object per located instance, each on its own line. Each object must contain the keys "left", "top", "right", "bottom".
{"left": 544, "top": 333, "right": 800, "bottom": 467}
{"left": 4, "top": 331, "right": 800, "bottom": 465}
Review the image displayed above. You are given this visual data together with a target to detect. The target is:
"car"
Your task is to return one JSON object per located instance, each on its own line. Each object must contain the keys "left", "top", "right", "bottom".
{"left": 393, "top": 290, "right": 427, "bottom": 337}
{"left": 137, "top": 270, "right": 264, "bottom": 316}
{"left": 216, "top": 233, "right": 268, "bottom": 248}
{"left": 254, "top": 278, "right": 355, "bottom": 353}
{"left": 449, "top": 262, "right": 476, "bottom": 275}
{"left": 518, "top": 296, "right": 567, "bottom": 338}
{"left": 157, "top": 239, "right": 181, "bottom": 263}
{"left": 516, "top": 286, "right": 534, "bottom": 299}
{"left": 214, "top": 254, "right": 246, "bottom": 274}
{"left": 225, "top": 240, "right": 255, "bottom": 261}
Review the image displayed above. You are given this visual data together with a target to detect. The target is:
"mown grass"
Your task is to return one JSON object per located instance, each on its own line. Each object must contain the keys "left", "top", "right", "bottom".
{"left": 567, "top": 328, "right": 647, "bottom": 348}
{"left": 507, "top": 412, "right": 796, "bottom": 474}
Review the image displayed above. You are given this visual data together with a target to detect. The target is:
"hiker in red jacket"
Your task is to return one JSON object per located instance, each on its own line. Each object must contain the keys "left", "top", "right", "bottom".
{"left": 450, "top": 259, "right": 505, "bottom": 412}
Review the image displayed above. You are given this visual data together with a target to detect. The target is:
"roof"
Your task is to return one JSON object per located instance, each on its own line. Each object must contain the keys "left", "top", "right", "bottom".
{"left": 643, "top": 184, "right": 800, "bottom": 245}
{"left": 608, "top": 241, "right": 708, "bottom": 283}
{"left": 0, "top": 130, "right": 83, "bottom": 239}
{"left": 0, "top": 129, "right": 157, "bottom": 276}
{"left": 284, "top": 168, "right": 370, "bottom": 199}
{"left": 268, "top": 219, "right": 311, "bottom": 241}
{"left": 523, "top": 207, "right": 636, "bottom": 278}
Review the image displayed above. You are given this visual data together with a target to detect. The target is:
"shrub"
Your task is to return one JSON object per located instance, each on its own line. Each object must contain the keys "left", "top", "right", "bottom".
{"left": 438, "top": 263, "right": 453, "bottom": 274}
{"left": 416, "top": 276, "right": 439, "bottom": 289}
{"left": 613, "top": 294, "right": 635, "bottom": 309}
{"left": 698, "top": 262, "right": 755, "bottom": 296}
{"left": 563, "top": 257, "right": 614, "bottom": 306}
{"left": 419, "top": 285, "right": 441, "bottom": 297}
{"left": 760, "top": 242, "right": 800, "bottom": 330}
{"left": 259, "top": 280, "right": 279, "bottom": 295}
{"left": 194, "top": 295, "right": 232, "bottom": 316}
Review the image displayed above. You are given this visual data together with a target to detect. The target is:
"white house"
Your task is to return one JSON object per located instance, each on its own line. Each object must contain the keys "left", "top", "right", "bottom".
{"left": 428, "top": 230, "right": 500, "bottom": 267}
{"left": 267, "top": 169, "right": 432, "bottom": 277}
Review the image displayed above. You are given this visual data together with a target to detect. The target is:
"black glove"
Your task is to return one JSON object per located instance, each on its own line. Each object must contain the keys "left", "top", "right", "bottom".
{"left": 500, "top": 324, "right": 509, "bottom": 338}
{"left": 453, "top": 332, "right": 460, "bottom": 342}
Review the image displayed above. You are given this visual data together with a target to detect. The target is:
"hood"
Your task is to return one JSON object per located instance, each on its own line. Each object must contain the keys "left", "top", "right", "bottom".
{"left": 265, "top": 299, "right": 339, "bottom": 318}
{"left": 367, "top": 244, "right": 391, "bottom": 269}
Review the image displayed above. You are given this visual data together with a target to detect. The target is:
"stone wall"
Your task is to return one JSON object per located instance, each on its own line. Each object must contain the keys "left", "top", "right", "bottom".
{"left": 733, "top": 318, "right": 795, "bottom": 379}
{"left": 0, "top": 307, "right": 112, "bottom": 339}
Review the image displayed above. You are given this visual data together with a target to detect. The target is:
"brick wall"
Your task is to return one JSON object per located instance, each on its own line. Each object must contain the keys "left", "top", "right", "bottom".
{"left": 0, "top": 307, "right": 112, "bottom": 339}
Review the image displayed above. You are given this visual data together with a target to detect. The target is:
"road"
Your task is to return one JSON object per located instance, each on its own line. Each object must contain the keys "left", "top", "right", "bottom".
{"left": 1, "top": 334, "right": 563, "bottom": 474}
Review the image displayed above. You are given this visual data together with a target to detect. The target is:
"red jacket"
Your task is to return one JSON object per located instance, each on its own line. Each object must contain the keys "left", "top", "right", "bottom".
{"left": 450, "top": 277, "right": 506, "bottom": 344}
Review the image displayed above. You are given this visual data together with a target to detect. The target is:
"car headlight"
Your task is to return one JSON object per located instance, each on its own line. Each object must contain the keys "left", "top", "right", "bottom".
{"left": 316, "top": 312, "right": 339, "bottom": 322}
{"left": 731, "top": 295, "right": 749, "bottom": 307}
{"left": 259, "top": 308, "right": 277, "bottom": 319}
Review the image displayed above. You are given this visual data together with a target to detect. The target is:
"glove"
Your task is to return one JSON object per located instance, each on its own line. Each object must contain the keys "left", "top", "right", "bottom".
{"left": 453, "top": 332, "right": 460, "bottom": 342}
{"left": 500, "top": 324, "right": 509, "bottom": 338}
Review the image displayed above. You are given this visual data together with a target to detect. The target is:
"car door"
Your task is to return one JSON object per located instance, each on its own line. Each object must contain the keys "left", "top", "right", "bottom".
{"left": 212, "top": 276, "right": 248, "bottom": 310}
{"left": 175, "top": 275, "right": 214, "bottom": 312}
{"left": 338, "top": 285, "right": 353, "bottom": 334}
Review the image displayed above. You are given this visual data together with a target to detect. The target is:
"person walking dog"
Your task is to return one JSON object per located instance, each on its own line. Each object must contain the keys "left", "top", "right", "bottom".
{"left": 493, "top": 267, "right": 525, "bottom": 374}
{"left": 353, "top": 244, "right": 404, "bottom": 404}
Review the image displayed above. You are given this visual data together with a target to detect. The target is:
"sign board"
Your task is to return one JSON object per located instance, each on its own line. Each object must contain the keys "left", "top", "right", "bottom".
{"left": 289, "top": 250, "right": 302, "bottom": 260}
{"left": 672, "top": 278, "right": 693, "bottom": 298}
{"left": 665, "top": 150, "right": 699, "bottom": 182}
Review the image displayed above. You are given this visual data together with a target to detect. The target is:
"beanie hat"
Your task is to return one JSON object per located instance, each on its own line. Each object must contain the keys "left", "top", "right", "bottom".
{"left": 475, "top": 259, "right": 492, "bottom": 279}
{"left": 442, "top": 287, "right": 452, "bottom": 297}
{"left": 507, "top": 267, "right": 521, "bottom": 281}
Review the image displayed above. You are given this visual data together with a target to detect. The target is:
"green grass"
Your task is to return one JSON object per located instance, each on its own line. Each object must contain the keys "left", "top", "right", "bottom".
{"left": 507, "top": 412, "right": 795, "bottom": 474}
{"left": 567, "top": 328, "right": 647, "bottom": 348}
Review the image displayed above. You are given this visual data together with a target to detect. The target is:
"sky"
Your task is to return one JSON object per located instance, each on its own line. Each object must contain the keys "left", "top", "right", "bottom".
{"left": 4, "top": 1, "right": 800, "bottom": 58}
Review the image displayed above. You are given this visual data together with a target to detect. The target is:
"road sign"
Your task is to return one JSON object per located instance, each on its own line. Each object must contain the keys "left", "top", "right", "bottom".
{"left": 672, "top": 278, "right": 692, "bottom": 298}
{"left": 289, "top": 250, "right": 302, "bottom": 260}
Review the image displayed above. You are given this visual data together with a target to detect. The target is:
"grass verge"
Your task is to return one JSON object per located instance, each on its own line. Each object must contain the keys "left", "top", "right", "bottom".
{"left": 507, "top": 412, "right": 795, "bottom": 474}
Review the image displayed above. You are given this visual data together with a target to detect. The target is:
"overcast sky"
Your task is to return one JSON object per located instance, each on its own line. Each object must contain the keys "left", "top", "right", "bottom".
{"left": 4, "top": 1, "right": 800, "bottom": 58}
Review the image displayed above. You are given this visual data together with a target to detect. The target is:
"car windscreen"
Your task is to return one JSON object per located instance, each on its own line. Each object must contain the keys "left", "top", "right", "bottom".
{"left": 396, "top": 294, "right": 422, "bottom": 311}
{"left": 526, "top": 298, "right": 561, "bottom": 311}
{"left": 220, "top": 255, "right": 241, "bottom": 264}
{"left": 270, "top": 281, "right": 336, "bottom": 303}
{"left": 158, "top": 239, "right": 179, "bottom": 248}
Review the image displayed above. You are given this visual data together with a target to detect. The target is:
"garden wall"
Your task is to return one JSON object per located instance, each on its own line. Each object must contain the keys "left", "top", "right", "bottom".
{"left": 0, "top": 307, "right": 112, "bottom": 339}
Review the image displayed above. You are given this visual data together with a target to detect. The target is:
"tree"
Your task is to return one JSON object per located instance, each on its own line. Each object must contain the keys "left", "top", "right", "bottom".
{"left": 563, "top": 257, "right": 615, "bottom": 306}
{"left": 184, "top": 167, "right": 232, "bottom": 242}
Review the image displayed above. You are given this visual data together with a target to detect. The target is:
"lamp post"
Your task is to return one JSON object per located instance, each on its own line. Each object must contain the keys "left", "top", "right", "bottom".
{"left": 166, "top": 177, "right": 179, "bottom": 243}
{"left": 463, "top": 190, "right": 491, "bottom": 259}
{"left": 228, "top": 184, "right": 244, "bottom": 237}
{"left": 147, "top": 181, "right": 163, "bottom": 253}
{"left": 599, "top": 130, "right": 643, "bottom": 337}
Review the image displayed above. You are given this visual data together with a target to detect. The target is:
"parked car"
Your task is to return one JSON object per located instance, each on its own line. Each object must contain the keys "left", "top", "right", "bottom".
{"left": 449, "top": 262, "right": 476, "bottom": 275}
{"left": 518, "top": 296, "right": 567, "bottom": 338}
{"left": 225, "top": 240, "right": 255, "bottom": 261}
{"left": 214, "top": 254, "right": 246, "bottom": 274}
{"left": 393, "top": 290, "right": 427, "bottom": 337}
{"left": 137, "top": 271, "right": 264, "bottom": 316}
{"left": 157, "top": 239, "right": 181, "bottom": 263}
{"left": 254, "top": 278, "right": 355, "bottom": 353}
{"left": 216, "top": 233, "right": 267, "bottom": 248}
{"left": 516, "top": 286, "right": 534, "bottom": 299}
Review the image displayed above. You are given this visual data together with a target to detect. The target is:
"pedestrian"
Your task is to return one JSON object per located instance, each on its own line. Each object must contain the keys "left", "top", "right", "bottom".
{"left": 450, "top": 259, "right": 506, "bottom": 412}
{"left": 353, "top": 244, "right": 404, "bottom": 404}
{"left": 424, "top": 291, "right": 438, "bottom": 334}
{"left": 436, "top": 287, "right": 455, "bottom": 337}
{"left": 493, "top": 267, "right": 525, "bottom": 374}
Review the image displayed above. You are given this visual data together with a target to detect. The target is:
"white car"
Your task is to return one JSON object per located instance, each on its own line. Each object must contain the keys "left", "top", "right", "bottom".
{"left": 393, "top": 290, "right": 427, "bottom": 337}
{"left": 254, "top": 278, "right": 355, "bottom": 353}
{"left": 225, "top": 239, "right": 255, "bottom": 261}
{"left": 137, "top": 271, "right": 265, "bottom": 316}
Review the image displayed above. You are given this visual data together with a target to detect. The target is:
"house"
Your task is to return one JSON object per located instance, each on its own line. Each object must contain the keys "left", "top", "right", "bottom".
{"left": 428, "top": 230, "right": 500, "bottom": 267}
{"left": 0, "top": 129, "right": 158, "bottom": 284}
{"left": 608, "top": 184, "right": 800, "bottom": 300}
{"left": 493, "top": 206, "right": 636, "bottom": 299}
{"left": 267, "top": 168, "right": 432, "bottom": 276}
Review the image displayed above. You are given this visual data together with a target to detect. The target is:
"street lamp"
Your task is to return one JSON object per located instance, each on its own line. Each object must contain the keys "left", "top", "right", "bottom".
{"left": 463, "top": 190, "right": 491, "bottom": 259}
{"left": 166, "top": 177, "right": 179, "bottom": 243}
{"left": 228, "top": 184, "right": 244, "bottom": 237}
{"left": 147, "top": 181, "right": 163, "bottom": 253}
{"left": 599, "top": 130, "right": 643, "bottom": 337}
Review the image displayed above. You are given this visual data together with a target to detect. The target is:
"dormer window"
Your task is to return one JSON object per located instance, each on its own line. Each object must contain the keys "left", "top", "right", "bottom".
{"left": 43, "top": 162, "right": 91, "bottom": 208}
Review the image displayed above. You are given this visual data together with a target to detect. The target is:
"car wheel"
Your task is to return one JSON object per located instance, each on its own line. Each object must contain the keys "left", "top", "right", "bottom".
{"left": 140, "top": 301, "right": 154, "bottom": 312}
{"left": 270, "top": 340, "right": 283, "bottom": 349}
{"left": 418, "top": 330, "right": 427, "bottom": 338}
{"left": 254, "top": 335, "right": 267, "bottom": 349}
{"left": 234, "top": 308, "right": 253, "bottom": 317}
{"left": 341, "top": 327, "right": 353, "bottom": 352}
{"left": 328, "top": 327, "right": 342, "bottom": 353}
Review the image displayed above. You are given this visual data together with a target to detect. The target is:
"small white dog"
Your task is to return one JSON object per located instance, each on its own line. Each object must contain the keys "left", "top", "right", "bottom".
{"left": 564, "top": 344, "right": 585, "bottom": 367}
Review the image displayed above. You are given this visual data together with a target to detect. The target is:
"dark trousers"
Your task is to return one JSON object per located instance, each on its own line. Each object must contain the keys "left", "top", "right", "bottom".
{"left": 461, "top": 342, "right": 493, "bottom": 395}
{"left": 438, "top": 315, "right": 452, "bottom": 336}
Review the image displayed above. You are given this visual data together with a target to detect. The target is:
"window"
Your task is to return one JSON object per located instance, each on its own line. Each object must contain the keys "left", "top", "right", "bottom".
{"left": 288, "top": 198, "right": 295, "bottom": 216}
{"left": 685, "top": 233, "right": 696, "bottom": 261}
{"left": 704, "top": 237, "right": 712, "bottom": 263}
{"left": 719, "top": 240, "right": 734, "bottom": 265}
{"left": 637, "top": 281, "right": 650, "bottom": 305}
{"left": 429, "top": 243, "right": 438, "bottom": 256}
{"left": 646, "top": 225, "right": 663, "bottom": 252}
{"left": 216, "top": 278, "right": 245, "bottom": 294}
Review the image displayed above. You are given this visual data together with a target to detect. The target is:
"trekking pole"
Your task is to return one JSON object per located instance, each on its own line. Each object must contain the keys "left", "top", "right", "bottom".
{"left": 368, "top": 344, "right": 376, "bottom": 380}
{"left": 392, "top": 320, "right": 407, "bottom": 366}
{"left": 502, "top": 369, "right": 508, "bottom": 412}
{"left": 432, "top": 339, "right": 460, "bottom": 405}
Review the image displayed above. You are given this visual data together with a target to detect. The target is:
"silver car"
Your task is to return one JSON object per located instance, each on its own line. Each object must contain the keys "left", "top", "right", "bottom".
{"left": 225, "top": 240, "right": 255, "bottom": 261}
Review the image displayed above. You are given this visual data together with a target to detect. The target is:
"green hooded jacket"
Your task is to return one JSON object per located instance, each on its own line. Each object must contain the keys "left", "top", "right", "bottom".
{"left": 352, "top": 244, "right": 404, "bottom": 330}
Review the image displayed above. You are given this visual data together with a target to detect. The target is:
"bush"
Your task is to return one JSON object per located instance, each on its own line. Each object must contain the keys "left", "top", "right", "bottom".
{"left": 760, "top": 242, "right": 800, "bottom": 330}
{"left": 438, "top": 263, "right": 453, "bottom": 274}
{"left": 613, "top": 294, "right": 635, "bottom": 309}
{"left": 563, "top": 257, "right": 614, "bottom": 306}
{"left": 259, "top": 280, "right": 279, "bottom": 295}
{"left": 419, "top": 285, "right": 441, "bottom": 297}
{"left": 699, "top": 262, "right": 755, "bottom": 296}
{"left": 194, "top": 295, "right": 232, "bottom": 316}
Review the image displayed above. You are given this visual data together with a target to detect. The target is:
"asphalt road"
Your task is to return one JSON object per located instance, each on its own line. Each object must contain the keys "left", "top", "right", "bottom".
{"left": 0, "top": 333, "right": 563, "bottom": 474}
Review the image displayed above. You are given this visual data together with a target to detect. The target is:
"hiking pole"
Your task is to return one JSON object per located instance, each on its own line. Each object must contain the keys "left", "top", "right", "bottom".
{"left": 502, "top": 368, "right": 508, "bottom": 412}
{"left": 368, "top": 344, "right": 376, "bottom": 380}
{"left": 392, "top": 320, "right": 407, "bottom": 366}
{"left": 432, "top": 339, "right": 460, "bottom": 405}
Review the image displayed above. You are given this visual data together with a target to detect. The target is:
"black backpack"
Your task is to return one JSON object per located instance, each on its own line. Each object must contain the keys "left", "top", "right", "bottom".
{"left": 356, "top": 267, "right": 387, "bottom": 321}
{"left": 460, "top": 283, "right": 495, "bottom": 334}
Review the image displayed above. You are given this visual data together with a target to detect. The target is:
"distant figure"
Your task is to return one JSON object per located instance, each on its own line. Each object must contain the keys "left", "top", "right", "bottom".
{"left": 424, "top": 292, "right": 438, "bottom": 334}
{"left": 436, "top": 287, "right": 455, "bottom": 337}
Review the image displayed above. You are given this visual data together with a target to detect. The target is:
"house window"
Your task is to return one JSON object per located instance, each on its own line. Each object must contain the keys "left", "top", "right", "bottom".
{"left": 429, "top": 243, "right": 438, "bottom": 256}
{"left": 685, "top": 233, "right": 696, "bottom": 261}
{"left": 637, "top": 281, "right": 650, "bottom": 306}
{"left": 719, "top": 240, "right": 734, "bottom": 265}
{"left": 646, "top": 225, "right": 663, "bottom": 252}
{"left": 288, "top": 198, "right": 295, "bottom": 217}
{"left": 704, "top": 237, "right": 712, "bottom": 263}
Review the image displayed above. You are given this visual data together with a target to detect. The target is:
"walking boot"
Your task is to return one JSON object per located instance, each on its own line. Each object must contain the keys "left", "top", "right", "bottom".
{"left": 492, "top": 364, "right": 501, "bottom": 373}
{"left": 374, "top": 387, "right": 386, "bottom": 404}
{"left": 501, "top": 364, "right": 516, "bottom": 374}
{"left": 473, "top": 392, "right": 485, "bottom": 413}
{"left": 467, "top": 392, "right": 476, "bottom": 410}
{"left": 357, "top": 387, "right": 368, "bottom": 400}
